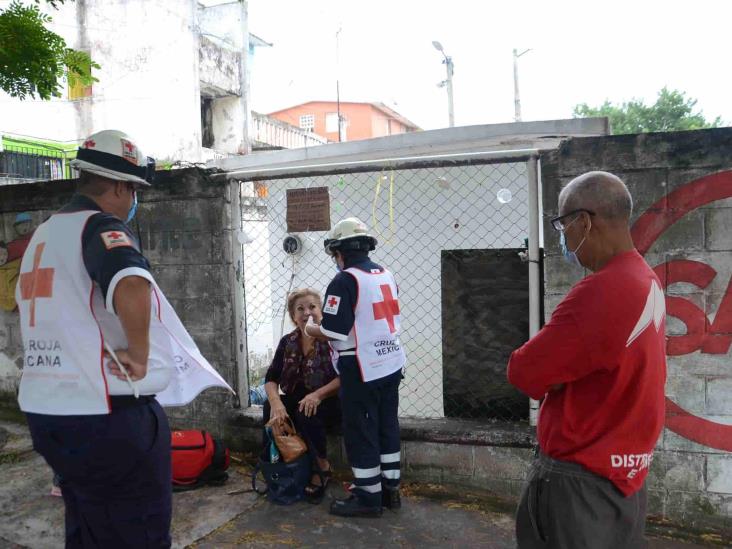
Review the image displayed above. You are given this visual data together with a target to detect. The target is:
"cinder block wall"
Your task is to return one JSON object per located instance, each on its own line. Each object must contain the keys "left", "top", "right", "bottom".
{"left": 226, "top": 410, "right": 536, "bottom": 500}
{"left": 541, "top": 128, "right": 732, "bottom": 529}
{"left": 0, "top": 168, "right": 238, "bottom": 432}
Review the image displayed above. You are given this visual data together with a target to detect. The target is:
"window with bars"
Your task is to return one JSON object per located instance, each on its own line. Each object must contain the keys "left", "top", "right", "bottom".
{"left": 299, "top": 114, "right": 315, "bottom": 132}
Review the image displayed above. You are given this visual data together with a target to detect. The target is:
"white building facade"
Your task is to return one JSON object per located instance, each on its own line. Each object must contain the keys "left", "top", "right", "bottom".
{"left": 0, "top": 0, "right": 256, "bottom": 163}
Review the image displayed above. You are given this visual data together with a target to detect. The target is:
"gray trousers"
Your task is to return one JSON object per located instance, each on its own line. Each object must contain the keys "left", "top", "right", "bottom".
{"left": 516, "top": 453, "right": 648, "bottom": 549}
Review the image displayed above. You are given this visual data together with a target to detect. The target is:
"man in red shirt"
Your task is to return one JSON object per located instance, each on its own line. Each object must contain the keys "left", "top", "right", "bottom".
{"left": 508, "top": 171, "right": 667, "bottom": 548}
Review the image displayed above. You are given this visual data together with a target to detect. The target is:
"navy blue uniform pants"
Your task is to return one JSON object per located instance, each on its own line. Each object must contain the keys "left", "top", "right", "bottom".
{"left": 338, "top": 358, "right": 401, "bottom": 508}
{"left": 26, "top": 397, "right": 172, "bottom": 548}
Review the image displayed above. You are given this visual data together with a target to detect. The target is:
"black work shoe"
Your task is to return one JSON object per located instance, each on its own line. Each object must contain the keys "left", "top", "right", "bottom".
{"left": 382, "top": 487, "right": 401, "bottom": 510}
{"left": 329, "top": 496, "right": 383, "bottom": 518}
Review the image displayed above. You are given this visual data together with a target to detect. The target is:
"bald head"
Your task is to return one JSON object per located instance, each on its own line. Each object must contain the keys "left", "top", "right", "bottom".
{"left": 559, "top": 171, "right": 633, "bottom": 222}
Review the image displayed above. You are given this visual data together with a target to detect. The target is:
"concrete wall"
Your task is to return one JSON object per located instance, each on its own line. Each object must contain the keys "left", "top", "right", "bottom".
{"left": 209, "top": 96, "right": 248, "bottom": 156}
{"left": 198, "top": 2, "right": 247, "bottom": 51}
{"left": 198, "top": 1, "right": 250, "bottom": 156}
{"left": 541, "top": 128, "right": 732, "bottom": 528}
{"left": 226, "top": 409, "right": 535, "bottom": 502}
{"left": 199, "top": 36, "right": 241, "bottom": 97}
{"left": 0, "top": 169, "right": 240, "bottom": 434}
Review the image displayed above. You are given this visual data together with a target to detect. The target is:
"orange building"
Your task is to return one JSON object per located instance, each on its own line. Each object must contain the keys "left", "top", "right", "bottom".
{"left": 267, "top": 101, "right": 420, "bottom": 142}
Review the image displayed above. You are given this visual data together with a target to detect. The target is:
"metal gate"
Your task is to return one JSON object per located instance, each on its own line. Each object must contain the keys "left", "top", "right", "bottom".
{"left": 231, "top": 150, "right": 541, "bottom": 421}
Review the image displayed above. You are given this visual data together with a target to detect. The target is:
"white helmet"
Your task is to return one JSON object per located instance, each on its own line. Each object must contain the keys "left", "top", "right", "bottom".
{"left": 70, "top": 129, "right": 155, "bottom": 185}
{"left": 324, "top": 217, "right": 377, "bottom": 255}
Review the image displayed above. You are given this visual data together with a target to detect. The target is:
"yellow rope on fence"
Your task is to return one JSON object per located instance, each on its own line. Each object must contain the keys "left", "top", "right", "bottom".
{"left": 371, "top": 169, "right": 395, "bottom": 243}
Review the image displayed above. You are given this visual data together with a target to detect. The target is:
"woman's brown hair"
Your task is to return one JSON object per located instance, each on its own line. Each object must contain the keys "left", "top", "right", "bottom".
{"left": 287, "top": 288, "right": 322, "bottom": 323}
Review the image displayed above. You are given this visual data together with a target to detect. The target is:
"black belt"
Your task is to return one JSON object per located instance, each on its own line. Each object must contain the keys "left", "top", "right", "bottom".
{"left": 110, "top": 395, "right": 156, "bottom": 410}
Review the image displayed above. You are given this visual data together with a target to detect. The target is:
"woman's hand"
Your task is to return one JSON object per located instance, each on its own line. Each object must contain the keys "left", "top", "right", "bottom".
{"left": 269, "top": 399, "right": 289, "bottom": 424}
{"left": 298, "top": 392, "right": 322, "bottom": 418}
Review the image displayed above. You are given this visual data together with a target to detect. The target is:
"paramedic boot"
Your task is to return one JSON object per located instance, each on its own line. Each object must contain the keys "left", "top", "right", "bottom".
{"left": 382, "top": 486, "right": 401, "bottom": 510}
{"left": 330, "top": 495, "right": 383, "bottom": 518}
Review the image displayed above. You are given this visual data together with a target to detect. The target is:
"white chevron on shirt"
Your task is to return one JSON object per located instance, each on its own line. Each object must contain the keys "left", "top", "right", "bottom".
{"left": 626, "top": 279, "right": 665, "bottom": 347}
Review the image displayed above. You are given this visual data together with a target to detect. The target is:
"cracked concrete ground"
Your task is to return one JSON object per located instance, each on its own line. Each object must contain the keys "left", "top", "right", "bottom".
{"left": 0, "top": 419, "right": 724, "bottom": 548}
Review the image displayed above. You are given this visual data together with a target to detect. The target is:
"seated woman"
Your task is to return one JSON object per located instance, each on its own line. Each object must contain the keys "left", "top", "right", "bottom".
{"left": 263, "top": 288, "right": 341, "bottom": 502}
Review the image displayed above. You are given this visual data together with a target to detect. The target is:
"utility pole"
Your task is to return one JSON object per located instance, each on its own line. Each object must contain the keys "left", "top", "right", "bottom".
{"left": 238, "top": 1, "right": 252, "bottom": 153}
{"left": 433, "top": 41, "right": 455, "bottom": 127}
{"left": 513, "top": 48, "right": 531, "bottom": 122}
{"left": 336, "top": 26, "right": 342, "bottom": 142}
{"left": 445, "top": 56, "right": 455, "bottom": 127}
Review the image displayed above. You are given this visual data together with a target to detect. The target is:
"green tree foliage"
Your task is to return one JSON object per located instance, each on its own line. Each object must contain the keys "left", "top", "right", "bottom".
{"left": 573, "top": 87, "right": 723, "bottom": 135}
{"left": 0, "top": 0, "right": 98, "bottom": 100}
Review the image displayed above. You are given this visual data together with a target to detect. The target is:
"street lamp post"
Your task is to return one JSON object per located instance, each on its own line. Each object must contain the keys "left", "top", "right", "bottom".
{"left": 336, "top": 27, "right": 343, "bottom": 142}
{"left": 433, "top": 40, "right": 454, "bottom": 127}
{"left": 513, "top": 48, "right": 531, "bottom": 122}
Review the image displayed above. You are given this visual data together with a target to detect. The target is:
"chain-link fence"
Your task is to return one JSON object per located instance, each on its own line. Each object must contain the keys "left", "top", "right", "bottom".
{"left": 239, "top": 155, "right": 537, "bottom": 421}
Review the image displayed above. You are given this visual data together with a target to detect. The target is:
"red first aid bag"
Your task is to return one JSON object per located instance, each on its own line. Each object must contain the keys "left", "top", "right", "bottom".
{"left": 171, "top": 430, "right": 230, "bottom": 491}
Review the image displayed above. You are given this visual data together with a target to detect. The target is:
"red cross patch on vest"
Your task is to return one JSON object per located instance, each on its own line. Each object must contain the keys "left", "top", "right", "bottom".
{"left": 323, "top": 295, "right": 341, "bottom": 315}
{"left": 101, "top": 231, "right": 132, "bottom": 250}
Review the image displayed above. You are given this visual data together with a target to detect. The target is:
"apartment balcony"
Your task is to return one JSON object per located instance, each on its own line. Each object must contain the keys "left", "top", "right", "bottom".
{"left": 251, "top": 112, "right": 327, "bottom": 150}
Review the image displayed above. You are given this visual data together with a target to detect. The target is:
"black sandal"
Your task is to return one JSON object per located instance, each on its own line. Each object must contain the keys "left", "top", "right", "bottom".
{"left": 304, "top": 469, "right": 332, "bottom": 504}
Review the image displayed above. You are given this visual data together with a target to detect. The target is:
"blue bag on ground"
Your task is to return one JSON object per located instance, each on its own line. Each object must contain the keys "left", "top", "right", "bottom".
{"left": 252, "top": 427, "right": 311, "bottom": 505}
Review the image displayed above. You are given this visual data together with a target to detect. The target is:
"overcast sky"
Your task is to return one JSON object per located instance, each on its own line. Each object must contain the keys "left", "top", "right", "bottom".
{"left": 247, "top": 0, "right": 732, "bottom": 131}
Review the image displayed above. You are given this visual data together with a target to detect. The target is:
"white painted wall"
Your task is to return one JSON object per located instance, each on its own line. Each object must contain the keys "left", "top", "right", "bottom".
{"left": 212, "top": 96, "right": 248, "bottom": 155}
{"left": 199, "top": 1, "right": 250, "bottom": 155}
{"left": 199, "top": 36, "right": 241, "bottom": 97}
{"left": 199, "top": 2, "right": 246, "bottom": 50}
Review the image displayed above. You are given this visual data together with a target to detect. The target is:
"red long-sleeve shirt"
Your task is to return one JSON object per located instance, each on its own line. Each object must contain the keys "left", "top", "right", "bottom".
{"left": 508, "top": 250, "right": 667, "bottom": 496}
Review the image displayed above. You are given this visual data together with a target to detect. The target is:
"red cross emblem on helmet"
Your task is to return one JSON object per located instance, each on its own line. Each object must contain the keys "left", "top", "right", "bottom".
{"left": 120, "top": 138, "right": 138, "bottom": 165}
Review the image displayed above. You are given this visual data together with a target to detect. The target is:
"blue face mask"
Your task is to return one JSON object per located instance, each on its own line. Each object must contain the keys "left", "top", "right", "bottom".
{"left": 560, "top": 229, "right": 587, "bottom": 268}
{"left": 125, "top": 190, "right": 138, "bottom": 224}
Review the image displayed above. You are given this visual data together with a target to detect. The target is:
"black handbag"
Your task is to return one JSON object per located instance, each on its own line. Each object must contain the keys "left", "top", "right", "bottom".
{"left": 251, "top": 452, "right": 311, "bottom": 505}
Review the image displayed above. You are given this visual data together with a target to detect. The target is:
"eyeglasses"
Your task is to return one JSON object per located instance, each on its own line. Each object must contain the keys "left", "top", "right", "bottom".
{"left": 550, "top": 209, "right": 596, "bottom": 231}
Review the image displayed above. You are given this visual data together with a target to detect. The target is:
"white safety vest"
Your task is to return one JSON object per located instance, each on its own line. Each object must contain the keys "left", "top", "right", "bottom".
{"left": 332, "top": 267, "right": 406, "bottom": 382}
{"left": 16, "top": 210, "right": 233, "bottom": 415}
